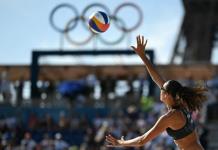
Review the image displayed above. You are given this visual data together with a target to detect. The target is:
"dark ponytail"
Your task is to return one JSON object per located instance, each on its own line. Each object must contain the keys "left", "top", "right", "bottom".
{"left": 165, "top": 80, "right": 208, "bottom": 111}
{"left": 177, "top": 86, "right": 207, "bottom": 111}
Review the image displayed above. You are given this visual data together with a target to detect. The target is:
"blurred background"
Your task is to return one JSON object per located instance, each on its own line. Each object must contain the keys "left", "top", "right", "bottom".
{"left": 0, "top": 0, "right": 218, "bottom": 150}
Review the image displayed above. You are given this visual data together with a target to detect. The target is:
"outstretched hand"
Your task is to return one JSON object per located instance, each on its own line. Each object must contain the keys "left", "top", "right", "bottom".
{"left": 105, "top": 134, "right": 124, "bottom": 147}
{"left": 131, "top": 35, "right": 148, "bottom": 59}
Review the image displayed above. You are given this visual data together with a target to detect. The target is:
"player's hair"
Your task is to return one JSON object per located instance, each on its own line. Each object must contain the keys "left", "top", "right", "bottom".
{"left": 164, "top": 80, "right": 208, "bottom": 111}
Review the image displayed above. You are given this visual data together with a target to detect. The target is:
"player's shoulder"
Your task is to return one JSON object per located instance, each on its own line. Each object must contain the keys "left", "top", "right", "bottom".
{"left": 163, "top": 109, "right": 181, "bottom": 119}
{"left": 157, "top": 109, "right": 184, "bottom": 126}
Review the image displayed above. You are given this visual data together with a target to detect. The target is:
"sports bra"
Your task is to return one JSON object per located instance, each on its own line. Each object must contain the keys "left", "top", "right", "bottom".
{"left": 166, "top": 109, "right": 195, "bottom": 140}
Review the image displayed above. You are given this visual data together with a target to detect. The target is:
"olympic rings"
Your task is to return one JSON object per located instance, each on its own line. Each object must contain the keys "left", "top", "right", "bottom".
{"left": 64, "top": 3, "right": 111, "bottom": 45}
{"left": 49, "top": 2, "right": 143, "bottom": 45}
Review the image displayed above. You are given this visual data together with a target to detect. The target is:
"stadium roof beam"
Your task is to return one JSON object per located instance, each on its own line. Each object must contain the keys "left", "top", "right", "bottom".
{"left": 30, "top": 50, "right": 154, "bottom": 98}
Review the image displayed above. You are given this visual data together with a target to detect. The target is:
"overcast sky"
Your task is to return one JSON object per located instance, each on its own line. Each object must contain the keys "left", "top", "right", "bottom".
{"left": 1, "top": 0, "right": 209, "bottom": 65}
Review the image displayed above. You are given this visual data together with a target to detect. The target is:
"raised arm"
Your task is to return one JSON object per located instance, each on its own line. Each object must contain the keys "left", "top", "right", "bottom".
{"left": 131, "top": 35, "right": 165, "bottom": 88}
{"left": 105, "top": 112, "right": 171, "bottom": 147}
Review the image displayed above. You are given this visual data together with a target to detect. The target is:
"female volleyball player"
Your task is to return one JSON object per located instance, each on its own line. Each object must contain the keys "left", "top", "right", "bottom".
{"left": 105, "top": 35, "right": 207, "bottom": 150}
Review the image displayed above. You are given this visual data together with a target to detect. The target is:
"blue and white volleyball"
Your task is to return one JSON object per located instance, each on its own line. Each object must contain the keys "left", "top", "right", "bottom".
{"left": 88, "top": 11, "right": 110, "bottom": 34}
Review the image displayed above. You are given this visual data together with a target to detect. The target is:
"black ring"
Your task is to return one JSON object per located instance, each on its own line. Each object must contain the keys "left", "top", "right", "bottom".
{"left": 113, "top": 3, "right": 143, "bottom": 32}
{"left": 64, "top": 16, "right": 95, "bottom": 45}
{"left": 49, "top": 3, "right": 79, "bottom": 33}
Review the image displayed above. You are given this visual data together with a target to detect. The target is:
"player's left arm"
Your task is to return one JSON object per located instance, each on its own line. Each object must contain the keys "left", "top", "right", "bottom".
{"left": 138, "top": 112, "right": 172, "bottom": 145}
{"left": 106, "top": 112, "right": 172, "bottom": 147}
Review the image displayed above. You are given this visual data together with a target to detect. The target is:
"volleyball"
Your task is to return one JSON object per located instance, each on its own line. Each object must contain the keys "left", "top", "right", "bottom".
{"left": 88, "top": 11, "right": 110, "bottom": 34}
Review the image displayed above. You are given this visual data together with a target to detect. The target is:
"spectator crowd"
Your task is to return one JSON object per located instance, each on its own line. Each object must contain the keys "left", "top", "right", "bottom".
{"left": 0, "top": 71, "right": 218, "bottom": 150}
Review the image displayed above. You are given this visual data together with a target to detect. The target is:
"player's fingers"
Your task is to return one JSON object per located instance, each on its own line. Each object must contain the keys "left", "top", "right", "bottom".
{"left": 130, "top": 46, "right": 136, "bottom": 51}
{"left": 144, "top": 39, "right": 148, "bottom": 47}
{"left": 136, "top": 36, "right": 139, "bottom": 45}
{"left": 138, "top": 35, "right": 141, "bottom": 43}
{"left": 106, "top": 135, "right": 116, "bottom": 142}
{"left": 105, "top": 138, "right": 113, "bottom": 143}
{"left": 105, "top": 135, "right": 112, "bottom": 141}
{"left": 142, "top": 36, "right": 144, "bottom": 45}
